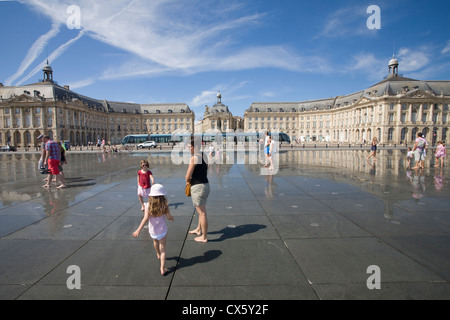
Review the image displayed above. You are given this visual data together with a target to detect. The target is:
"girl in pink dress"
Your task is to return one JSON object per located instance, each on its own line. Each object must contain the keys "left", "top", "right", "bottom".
{"left": 434, "top": 141, "right": 447, "bottom": 168}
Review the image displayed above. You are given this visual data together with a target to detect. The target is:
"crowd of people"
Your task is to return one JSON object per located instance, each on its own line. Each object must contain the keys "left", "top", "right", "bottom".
{"left": 406, "top": 132, "right": 447, "bottom": 170}
{"left": 364, "top": 132, "right": 447, "bottom": 171}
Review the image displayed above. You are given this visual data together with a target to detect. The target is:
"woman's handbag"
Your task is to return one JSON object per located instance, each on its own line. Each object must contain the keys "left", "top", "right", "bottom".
{"left": 185, "top": 181, "right": 191, "bottom": 197}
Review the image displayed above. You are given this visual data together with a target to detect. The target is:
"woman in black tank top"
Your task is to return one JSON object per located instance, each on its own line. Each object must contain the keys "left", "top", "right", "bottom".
{"left": 185, "top": 137, "right": 210, "bottom": 242}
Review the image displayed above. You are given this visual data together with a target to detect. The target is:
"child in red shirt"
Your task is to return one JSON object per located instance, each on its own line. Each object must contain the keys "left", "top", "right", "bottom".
{"left": 137, "top": 160, "right": 155, "bottom": 211}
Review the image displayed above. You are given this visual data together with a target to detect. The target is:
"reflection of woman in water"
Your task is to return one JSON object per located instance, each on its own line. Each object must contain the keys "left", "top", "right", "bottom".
{"left": 411, "top": 170, "right": 425, "bottom": 201}
{"left": 434, "top": 167, "right": 445, "bottom": 192}
{"left": 369, "top": 160, "right": 376, "bottom": 176}
{"left": 264, "top": 173, "right": 275, "bottom": 198}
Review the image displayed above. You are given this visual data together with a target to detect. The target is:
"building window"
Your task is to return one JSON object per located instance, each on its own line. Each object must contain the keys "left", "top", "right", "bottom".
{"left": 422, "top": 113, "right": 427, "bottom": 123}
{"left": 388, "top": 128, "right": 394, "bottom": 140}
{"left": 411, "top": 111, "right": 417, "bottom": 123}
{"left": 411, "top": 128, "right": 417, "bottom": 141}
{"left": 388, "top": 113, "right": 394, "bottom": 124}
{"left": 401, "top": 128, "right": 407, "bottom": 141}
{"left": 432, "top": 113, "right": 438, "bottom": 123}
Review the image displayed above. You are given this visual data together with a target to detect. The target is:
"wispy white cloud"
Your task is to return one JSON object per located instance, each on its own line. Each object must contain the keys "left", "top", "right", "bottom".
{"left": 316, "top": 5, "right": 372, "bottom": 39}
{"left": 16, "top": 0, "right": 323, "bottom": 86}
{"left": 346, "top": 45, "right": 449, "bottom": 82}
{"left": 345, "top": 52, "right": 385, "bottom": 81}
{"left": 190, "top": 81, "right": 250, "bottom": 108}
{"left": 5, "top": 22, "right": 60, "bottom": 85}
{"left": 397, "top": 47, "right": 429, "bottom": 73}
{"left": 397, "top": 45, "right": 450, "bottom": 80}
{"left": 16, "top": 29, "right": 85, "bottom": 85}
{"left": 441, "top": 40, "right": 450, "bottom": 55}
{"left": 68, "top": 77, "right": 96, "bottom": 90}
{"left": 190, "top": 90, "right": 218, "bottom": 108}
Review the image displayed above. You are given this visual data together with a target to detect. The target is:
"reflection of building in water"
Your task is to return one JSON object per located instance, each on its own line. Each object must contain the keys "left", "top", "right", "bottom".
{"left": 0, "top": 153, "right": 41, "bottom": 184}
{"left": 244, "top": 57, "right": 450, "bottom": 144}
{"left": 275, "top": 149, "right": 436, "bottom": 177}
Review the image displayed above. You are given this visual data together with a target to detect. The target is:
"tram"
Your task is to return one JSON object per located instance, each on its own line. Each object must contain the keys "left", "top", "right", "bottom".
{"left": 121, "top": 132, "right": 291, "bottom": 146}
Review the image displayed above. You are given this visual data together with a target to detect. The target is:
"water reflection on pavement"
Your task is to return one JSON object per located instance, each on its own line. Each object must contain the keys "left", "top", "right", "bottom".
{"left": 0, "top": 149, "right": 448, "bottom": 220}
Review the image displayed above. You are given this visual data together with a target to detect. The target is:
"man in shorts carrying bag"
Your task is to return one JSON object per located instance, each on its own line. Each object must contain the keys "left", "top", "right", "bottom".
{"left": 42, "top": 135, "right": 66, "bottom": 188}
{"left": 412, "top": 132, "right": 428, "bottom": 170}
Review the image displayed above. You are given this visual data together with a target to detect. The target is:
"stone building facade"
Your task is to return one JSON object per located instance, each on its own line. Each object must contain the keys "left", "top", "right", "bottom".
{"left": 0, "top": 63, "right": 194, "bottom": 147}
{"left": 2, "top": 58, "right": 449, "bottom": 148}
{"left": 195, "top": 91, "right": 244, "bottom": 134}
{"left": 244, "top": 58, "right": 450, "bottom": 145}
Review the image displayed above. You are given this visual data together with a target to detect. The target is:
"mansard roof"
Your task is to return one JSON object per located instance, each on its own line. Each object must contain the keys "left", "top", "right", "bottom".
{"left": 140, "top": 103, "right": 192, "bottom": 114}
{"left": 246, "top": 78, "right": 450, "bottom": 114}
{"left": 207, "top": 102, "right": 230, "bottom": 114}
{"left": 0, "top": 82, "right": 192, "bottom": 115}
{"left": 365, "top": 79, "right": 450, "bottom": 98}
{"left": 0, "top": 82, "right": 106, "bottom": 111}
{"left": 245, "top": 57, "right": 450, "bottom": 114}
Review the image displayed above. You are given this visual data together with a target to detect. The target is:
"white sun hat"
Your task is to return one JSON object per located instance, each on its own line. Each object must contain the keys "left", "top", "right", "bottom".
{"left": 149, "top": 184, "right": 167, "bottom": 197}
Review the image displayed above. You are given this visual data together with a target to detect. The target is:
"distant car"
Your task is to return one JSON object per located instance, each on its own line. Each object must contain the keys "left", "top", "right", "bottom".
{"left": 0, "top": 145, "right": 16, "bottom": 152}
{"left": 137, "top": 141, "right": 157, "bottom": 149}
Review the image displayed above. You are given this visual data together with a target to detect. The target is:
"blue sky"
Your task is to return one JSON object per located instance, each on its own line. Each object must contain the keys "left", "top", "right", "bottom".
{"left": 1, "top": 0, "right": 450, "bottom": 120}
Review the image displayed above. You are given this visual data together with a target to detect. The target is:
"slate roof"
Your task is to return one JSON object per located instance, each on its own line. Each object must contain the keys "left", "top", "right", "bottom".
{"left": 247, "top": 77, "right": 450, "bottom": 113}
{"left": 0, "top": 81, "right": 191, "bottom": 115}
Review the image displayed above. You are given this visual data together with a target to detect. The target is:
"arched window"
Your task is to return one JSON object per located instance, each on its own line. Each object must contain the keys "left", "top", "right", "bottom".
{"left": 401, "top": 128, "right": 407, "bottom": 141}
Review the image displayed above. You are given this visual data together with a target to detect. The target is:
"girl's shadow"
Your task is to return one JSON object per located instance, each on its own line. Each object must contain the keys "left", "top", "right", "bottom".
{"left": 167, "top": 250, "right": 222, "bottom": 275}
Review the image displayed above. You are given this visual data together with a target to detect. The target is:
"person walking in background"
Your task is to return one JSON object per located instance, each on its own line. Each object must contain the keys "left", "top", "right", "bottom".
{"left": 186, "top": 136, "right": 210, "bottom": 243}
{"left": 137, "top": 159, "right": 154, "bottom": 211}
{"left": 37, "top": 134, "right": 47, "bottom": 172}
{"left": 412, "top": 132, "right": 428, "bottom": 170}
{"left": 267, "top": 136, "right": 276, "bottom": 170}
{"left": 264, "top": 132, "right": 271, "bottom": 167}
{"left": 42, "top": 135, "right": 66, "bottom": 188}
{"left": 406, "top": 147, "right": 413, "bottom": 169}
{"left": 434, "top": 141, "right": 447, "bottom": 168}
{"left": 367, "top": 137, "right": 378, "bottom": 160}
{"left": 133, "top": 184, "right": 174, "bottom": 276}
{"left": 58, "top": 141, "right": 67, "bottom": 184}
{"left": 46, "top": 141, "right": 68, "bottom": 186}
